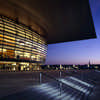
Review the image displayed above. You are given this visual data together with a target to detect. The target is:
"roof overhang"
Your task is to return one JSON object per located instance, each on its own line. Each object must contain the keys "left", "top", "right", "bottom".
{"left": 46, "top": 0, "right": 96, "bottom": 44}
{"left": 0, "top": 0, "right": 96, "bottom": 44}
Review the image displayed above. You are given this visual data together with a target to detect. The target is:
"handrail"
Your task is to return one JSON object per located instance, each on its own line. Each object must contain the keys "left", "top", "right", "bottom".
{"left": 40, "top": 72, "right": 61, "bottom": 83}
{"left": 39, "top": 71, "right": 79, "bottom": 86}
{"left": 40, "top": 71, "right": 63, "bottom": 96}
{"left": 40, "top": 71, "right": 70, "bottom": 82}
{"left": 40, "top": 71, "right": 83, "bottom": 96}
{"left": 39, "top": 71, "right": 94, "bottom": 100}
{"left": 59, "top": 70, "right": 78, "bottom": 77}
{"left": 63, "top": 71, "right": 95, "bottom": 100}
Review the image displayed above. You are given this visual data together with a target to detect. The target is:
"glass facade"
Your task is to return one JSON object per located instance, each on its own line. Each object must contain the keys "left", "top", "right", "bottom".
{"left": 0, "top": 16, "right": 47, "bottom": 71}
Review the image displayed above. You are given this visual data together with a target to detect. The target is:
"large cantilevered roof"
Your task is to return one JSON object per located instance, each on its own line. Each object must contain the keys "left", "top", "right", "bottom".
{"left": 46, "top": 0, "right": 96, "bottom": 44}
{"left": 0, "top": 0, "right": 96, "bottom": 44}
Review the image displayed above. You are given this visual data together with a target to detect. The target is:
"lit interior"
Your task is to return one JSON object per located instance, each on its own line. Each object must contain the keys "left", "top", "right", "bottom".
{"left": 0, "top": 16, "right": 47, "bottom": 70}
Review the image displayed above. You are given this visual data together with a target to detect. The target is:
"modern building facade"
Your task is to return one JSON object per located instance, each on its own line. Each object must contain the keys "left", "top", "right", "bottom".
{"left": 0, "top": 16, "right": 47, "bottom": 71}
{"left": 0, "top": 0, "right": 96, "bottom": 71}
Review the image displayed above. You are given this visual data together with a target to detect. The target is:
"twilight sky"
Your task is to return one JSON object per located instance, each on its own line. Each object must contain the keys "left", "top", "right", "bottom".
{"left": 45, "top": 0, "right": 100, "bottom": 65}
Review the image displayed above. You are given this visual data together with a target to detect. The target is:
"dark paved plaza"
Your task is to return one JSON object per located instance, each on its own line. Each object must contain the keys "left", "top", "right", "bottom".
{"left": 0, "top": 70, "right": 100, "bottom": 100}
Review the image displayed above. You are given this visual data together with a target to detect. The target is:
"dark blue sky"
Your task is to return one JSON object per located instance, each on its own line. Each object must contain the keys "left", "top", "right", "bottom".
{"left": 45, "top": 0, "right": 100, "bottom": 65}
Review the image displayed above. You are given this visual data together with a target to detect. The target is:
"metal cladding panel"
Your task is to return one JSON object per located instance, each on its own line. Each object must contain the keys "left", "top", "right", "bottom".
{"left": 47, "top": 0, "right": 96, "bottom": 44}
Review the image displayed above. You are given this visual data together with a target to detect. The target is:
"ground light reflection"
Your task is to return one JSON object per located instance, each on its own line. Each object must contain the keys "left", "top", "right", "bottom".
{"left": 59, "top": 76, "right": 93, "bottom": 95}
{"left": 35, "top": 83, "right": 76, "bottom": 100}
{"left": 59, "top": 79, "right": 89, "bottom": 94}
{"left": 34, "top": 76, "right": 93, "bottom": 100}
{"left": 69, "top": 77, "right": 93, "bottom": 87}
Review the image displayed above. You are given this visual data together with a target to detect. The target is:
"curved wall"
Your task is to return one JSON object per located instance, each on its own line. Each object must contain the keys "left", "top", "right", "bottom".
{"left": 0, "top": 15, "right": 47, "bottom": 62}
{"left": 0, "top": 0, "right": 47, "bottom": 38}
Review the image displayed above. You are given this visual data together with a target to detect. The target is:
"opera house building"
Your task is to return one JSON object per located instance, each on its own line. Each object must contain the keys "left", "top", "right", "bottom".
{"left": 0, "top": 0, "right": 96, "bottom": 71}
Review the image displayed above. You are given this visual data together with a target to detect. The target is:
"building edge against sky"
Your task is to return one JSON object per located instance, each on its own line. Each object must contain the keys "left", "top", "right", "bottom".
{"left": 0, "top": 0, "right": 96, "bottom": 71}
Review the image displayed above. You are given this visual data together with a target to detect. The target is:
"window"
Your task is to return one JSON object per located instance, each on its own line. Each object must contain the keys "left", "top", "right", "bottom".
{"left": 0, "top": 15, "right": 47, "bottom": 63}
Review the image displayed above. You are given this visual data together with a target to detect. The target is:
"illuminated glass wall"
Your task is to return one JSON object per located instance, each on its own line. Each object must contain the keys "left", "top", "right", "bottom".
{"left": 0, "top": 16, "right": 47, "bottom": 63}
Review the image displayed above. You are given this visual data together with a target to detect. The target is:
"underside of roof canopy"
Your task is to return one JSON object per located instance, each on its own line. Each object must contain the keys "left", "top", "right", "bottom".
{"left": 0, "top": 0, "right": 96, "bottom": 44}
